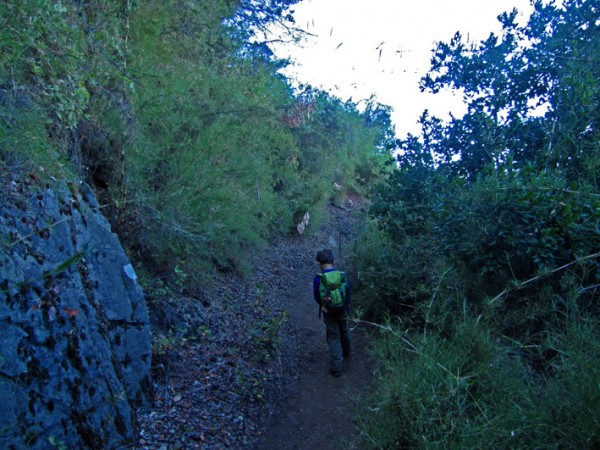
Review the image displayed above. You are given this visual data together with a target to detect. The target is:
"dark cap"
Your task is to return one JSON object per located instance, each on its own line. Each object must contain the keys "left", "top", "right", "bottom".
{"left": 316, "top": 249, "right": 335, "bottom": 264}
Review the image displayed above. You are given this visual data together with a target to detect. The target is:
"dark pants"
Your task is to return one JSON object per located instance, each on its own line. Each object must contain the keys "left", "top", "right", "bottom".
{"left": 324, "top": 313, "right": 351, "bottom": 373}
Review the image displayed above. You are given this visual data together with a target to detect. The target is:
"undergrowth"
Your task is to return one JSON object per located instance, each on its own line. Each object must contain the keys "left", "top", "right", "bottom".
{"left": 357, "top": 314, "right": 600, "bottom": 449}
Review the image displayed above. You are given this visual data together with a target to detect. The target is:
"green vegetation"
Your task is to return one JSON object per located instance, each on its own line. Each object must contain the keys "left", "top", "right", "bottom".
{"left": 1, "top": 0, "right": 393, "bottom": 283}
{"left": 352, "top": 1, "right": 600, "bottom": 447}
{"left": 4, "top": 0, "right": 599, "bottom": 447}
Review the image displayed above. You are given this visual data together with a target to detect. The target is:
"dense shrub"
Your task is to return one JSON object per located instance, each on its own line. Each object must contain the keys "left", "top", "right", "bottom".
{"left": 351, "top": 0, "right": 600, "bottom": 446}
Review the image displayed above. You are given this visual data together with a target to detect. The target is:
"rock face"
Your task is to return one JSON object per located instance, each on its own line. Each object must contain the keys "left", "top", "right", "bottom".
{"left": 0, "top": 171, "right": 152, "bottom": 449}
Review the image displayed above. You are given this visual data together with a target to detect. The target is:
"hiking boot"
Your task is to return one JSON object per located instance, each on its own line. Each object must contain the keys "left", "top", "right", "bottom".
{"left": 329, "top": 368, "right": 342, "bottom": 377}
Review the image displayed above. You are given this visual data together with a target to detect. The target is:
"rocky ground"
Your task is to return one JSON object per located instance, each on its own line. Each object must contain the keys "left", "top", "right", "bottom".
{"left": 136, "top": 195, "right": 376, "bottom": 449}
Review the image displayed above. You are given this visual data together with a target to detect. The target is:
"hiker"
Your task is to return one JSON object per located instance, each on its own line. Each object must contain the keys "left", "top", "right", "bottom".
{"left": 313, "top": 249, "right": 351, "bottom": 377}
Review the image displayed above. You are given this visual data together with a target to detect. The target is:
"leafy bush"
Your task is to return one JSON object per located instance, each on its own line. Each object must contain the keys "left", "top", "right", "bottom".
{"left": 355, "top": 163, "right": 600, "bottom": 331}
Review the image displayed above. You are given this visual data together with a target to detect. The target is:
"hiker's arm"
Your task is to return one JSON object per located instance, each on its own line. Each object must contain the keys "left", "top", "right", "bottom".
{"left": 313, "top": 276, "right": 321, "bottom": 304}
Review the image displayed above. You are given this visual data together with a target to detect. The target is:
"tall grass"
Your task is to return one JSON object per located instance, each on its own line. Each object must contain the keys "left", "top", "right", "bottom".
{"left": 357, "top": 312, "right": 600, "bottom": 449}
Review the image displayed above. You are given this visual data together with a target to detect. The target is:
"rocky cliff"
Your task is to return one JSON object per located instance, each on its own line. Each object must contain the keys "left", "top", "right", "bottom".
{"left": 0, "top": 169, "right": 152, "bottom": 449}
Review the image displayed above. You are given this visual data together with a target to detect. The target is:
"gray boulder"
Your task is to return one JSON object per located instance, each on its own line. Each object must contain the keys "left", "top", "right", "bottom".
{"left": 0, "top": 172, "right": 151, "bottom": 449}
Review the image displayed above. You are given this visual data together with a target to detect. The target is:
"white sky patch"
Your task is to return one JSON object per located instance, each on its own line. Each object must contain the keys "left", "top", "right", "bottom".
{"left": 270, "top": 0, "right": 534, "bottom": 138}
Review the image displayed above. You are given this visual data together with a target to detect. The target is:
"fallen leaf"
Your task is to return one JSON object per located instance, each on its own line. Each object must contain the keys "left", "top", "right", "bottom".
{"left": 62, "top": 307, "right": 79, "bottom": 318}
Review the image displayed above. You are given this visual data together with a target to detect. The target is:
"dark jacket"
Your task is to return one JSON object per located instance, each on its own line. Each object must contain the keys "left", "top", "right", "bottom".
{"left": 313, "top": 268, "right": 351, "bottom": 313}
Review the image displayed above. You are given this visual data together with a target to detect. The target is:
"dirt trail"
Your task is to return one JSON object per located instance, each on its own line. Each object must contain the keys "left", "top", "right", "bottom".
{"left": 137, "top": 199, "right": 375, "bottom": 449}
{"left": 256, "top": 201, "right": 375, "bottom": 449}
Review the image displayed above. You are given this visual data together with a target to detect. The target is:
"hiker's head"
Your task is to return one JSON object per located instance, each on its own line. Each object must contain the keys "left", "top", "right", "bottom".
{"left": 316, "top": 249, "right": 335, "bottom": 266}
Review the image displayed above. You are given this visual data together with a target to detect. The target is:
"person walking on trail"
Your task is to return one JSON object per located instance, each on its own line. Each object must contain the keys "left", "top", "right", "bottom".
{"left": 313, "top": 249, "right": 351, "bottom": 377}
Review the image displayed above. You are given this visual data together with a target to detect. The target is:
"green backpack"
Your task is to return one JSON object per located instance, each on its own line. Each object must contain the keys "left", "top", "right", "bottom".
{"left": 317, "top": 270, "right": 347, "bottom": 314}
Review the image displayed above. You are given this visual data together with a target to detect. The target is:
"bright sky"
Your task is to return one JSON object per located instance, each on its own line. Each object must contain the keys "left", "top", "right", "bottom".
{"left": 270, "top": 0, "right": 534, "bottom": 138}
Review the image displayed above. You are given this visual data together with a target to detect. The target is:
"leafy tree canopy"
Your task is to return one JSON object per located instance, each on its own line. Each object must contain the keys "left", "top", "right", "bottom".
{"left": 400, "top": 0, "right": 600, "bottom": 183}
